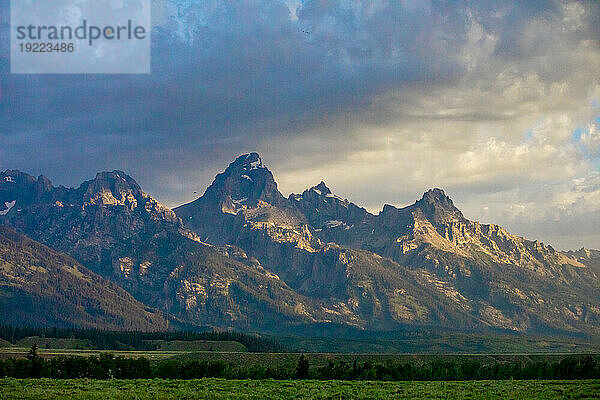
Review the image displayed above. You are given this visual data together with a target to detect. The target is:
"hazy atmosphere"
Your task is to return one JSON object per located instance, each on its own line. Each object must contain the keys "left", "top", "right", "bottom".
{"left": 1, "top": 0, "right": 599, "bottom": 250}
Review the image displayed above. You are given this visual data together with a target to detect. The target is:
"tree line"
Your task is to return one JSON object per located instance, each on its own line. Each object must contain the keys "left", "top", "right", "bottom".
{"left": 0, "top": 325, "right": 284, "bottom": 353}
{"left": 2, "top": 345, "right": 599, "bottom": 381}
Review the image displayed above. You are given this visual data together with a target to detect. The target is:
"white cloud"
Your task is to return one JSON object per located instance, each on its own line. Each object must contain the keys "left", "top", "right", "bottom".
{"left": 268, "top": 1, "right": 600, "bottom": 249}
{"left": 581, "top": 122, "right": 600, "bottom": 156}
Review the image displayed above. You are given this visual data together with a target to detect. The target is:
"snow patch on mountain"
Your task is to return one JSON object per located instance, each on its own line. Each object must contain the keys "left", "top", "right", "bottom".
{"left": 0, "top": 200, "right": 16, "bottom": 216}
{"left": 243, "top": 153, "right": 264, "bottom": 171}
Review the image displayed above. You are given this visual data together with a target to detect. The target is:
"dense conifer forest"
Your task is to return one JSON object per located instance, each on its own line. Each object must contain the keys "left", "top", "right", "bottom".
{"left": 1, "top": 344, "right": 599, "bottom": 381}
{"left": 0, "top": 325, "right": 284, "bottom": 353}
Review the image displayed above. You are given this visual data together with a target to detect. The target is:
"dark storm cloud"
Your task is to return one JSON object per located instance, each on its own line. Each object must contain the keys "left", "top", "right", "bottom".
{"left": 1, "top": 0, "right": 469, "bottom": 193}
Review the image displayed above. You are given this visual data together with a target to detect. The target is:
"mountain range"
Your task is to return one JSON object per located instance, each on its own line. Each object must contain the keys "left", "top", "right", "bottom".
{"left": 1, "top": 153, "right": 599, "bottom": 336}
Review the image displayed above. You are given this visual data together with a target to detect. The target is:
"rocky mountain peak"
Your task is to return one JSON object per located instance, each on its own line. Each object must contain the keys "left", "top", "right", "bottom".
{"left": 79, "top": 170, "right": 145, "bottom": 207}
{"left": 179, "top": 153, "right": 285, "bottom": 217}
{"left": 220, "top": 152, "right": 267, "bottom": 177}
{"left": 419, "top": 188, "right": 454, "bottom": 206}
{"left": 1, "top": 169, "right": 37, "bottom": 185}
{"left": 290, "top": 181, "right": 335, "bottom": 203}
{"left": 414, "top": 188, "right": 463, "bottom": 223}
{"left": 380, "top": 203, "right": 398, "bottom": 214}
{"left": 297, "top": 181, "right": 343, "bottom": 203}
{"left": 0, "top": 170, "right": 54, "bottom": 207}
{"left": 290, "top": 181, "right": 368, "bottom": 229}
{"left": 565, "top": 247, "right": 600, "bottom": 267}
{"left": 311, "top": 181, "right": 332, "bottom": 196}
{"left": 240, "top": 152, "right": 264, "bottom": 170}
{"left": 90, "top": 170, "right": 141, "bottom": 189}
{"left": 222, "top": 152, "right": 270, "bottom": 176}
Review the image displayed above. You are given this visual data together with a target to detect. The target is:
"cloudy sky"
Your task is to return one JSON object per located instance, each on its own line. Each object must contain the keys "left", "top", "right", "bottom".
{"left": 1, "top": 0, "right": 599, "bottom": 250}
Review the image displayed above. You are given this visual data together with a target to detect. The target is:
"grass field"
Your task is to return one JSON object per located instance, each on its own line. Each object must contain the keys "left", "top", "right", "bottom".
{"left": 0, "top": 337, "right": 248, "bottom": 353}
{"left": 0, "top": 378, "right": 599, "bottom": 399}
{"left": 146, "top": 340, "right": 247, "bottom": 352}
{"left": 13, "top": 338, "right": 92, "bottom": 350}
{"left": 0, "top": 348, "right": 188, "bottom": 361}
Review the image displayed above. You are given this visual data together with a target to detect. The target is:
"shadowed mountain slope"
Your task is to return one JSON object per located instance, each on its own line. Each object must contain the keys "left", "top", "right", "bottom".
{"left": 0, "top": 225, "right": 168, "bottom": 330}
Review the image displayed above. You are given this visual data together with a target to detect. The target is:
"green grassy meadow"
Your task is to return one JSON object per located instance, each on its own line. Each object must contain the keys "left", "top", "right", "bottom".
{"left": 1, "top": 378, "right": 599, "bottom": 399}
{"left": 0, "top": 347, "right": 190, "bottom": 361}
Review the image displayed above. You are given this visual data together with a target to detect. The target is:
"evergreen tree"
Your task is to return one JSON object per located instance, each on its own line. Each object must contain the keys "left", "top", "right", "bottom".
{"left": 26, "top": 344, "right": 43, "bottom": 377}
{"left": 295, "top": 355, "right": 309, "bottom": 379}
